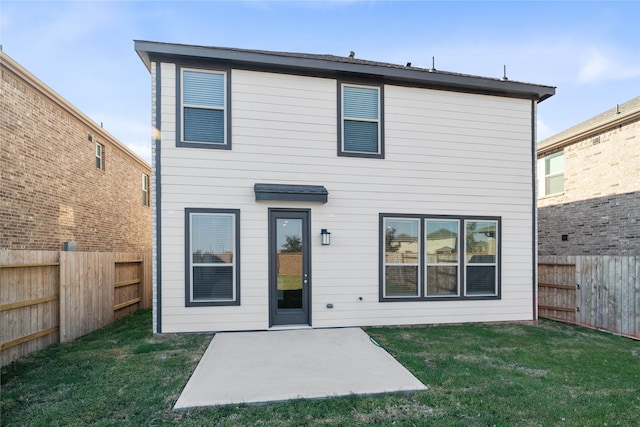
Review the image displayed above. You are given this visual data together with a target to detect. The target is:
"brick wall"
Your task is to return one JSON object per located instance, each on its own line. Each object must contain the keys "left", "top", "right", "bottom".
{"left": 538, "top": 117, "right": 639, "bottom": 255}
{"left": 0, "top": 55, "right": 151, "bottom": 252}
{"left": 538, "top": 191, "right": 640, "bottom": 255}
{"left": 539, "top": 118, "right": 639, "bottom": 207}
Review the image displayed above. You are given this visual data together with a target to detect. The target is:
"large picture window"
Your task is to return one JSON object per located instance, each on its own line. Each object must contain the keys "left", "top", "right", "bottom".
{"left": 178, "top": 68, "right": 230, "bottom": 149}
{"left": 338, "top": 82, "right": 384, "bottom": 158}
{"left": 380, "top": 214, "right": 500, "bottom": 301}
{"left": 185, "top": 208, "right": 240, "bottom": 306}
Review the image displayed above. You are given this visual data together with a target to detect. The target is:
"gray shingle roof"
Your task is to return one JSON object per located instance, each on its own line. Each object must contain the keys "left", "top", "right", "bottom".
{"left": 538, "top": 96, "right": 640, "bottom": 153}
{"left": 135, "top": 40, "right": 555, "bottom": 102}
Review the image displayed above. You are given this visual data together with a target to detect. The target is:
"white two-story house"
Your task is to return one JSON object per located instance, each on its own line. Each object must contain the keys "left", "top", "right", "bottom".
{"left": 135, "top": 40, "right": 555, "bottom": 333}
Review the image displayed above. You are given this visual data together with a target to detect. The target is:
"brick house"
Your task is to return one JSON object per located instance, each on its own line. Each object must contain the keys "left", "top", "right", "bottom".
{"left": 0, "top": 50, "right": 152, "bottom": 252}
{"left": 537, "top": 96, "right": 640, "bottom": 256}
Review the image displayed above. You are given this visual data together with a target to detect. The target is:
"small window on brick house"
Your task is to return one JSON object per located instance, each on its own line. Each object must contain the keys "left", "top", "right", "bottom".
{"left": 537, "top": 151, "right": 563, "bottom": 197}
{"left": 142, "top": 173, "right": 150, "bottom": 206}
{"left": 96, "top": 143, "right": 105, "bottom": 170}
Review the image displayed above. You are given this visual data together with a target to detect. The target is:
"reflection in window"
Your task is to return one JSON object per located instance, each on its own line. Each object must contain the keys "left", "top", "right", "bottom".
{"left": 465, "top": 221, "right": 498, "bottom": 296}
{"left": 189, "top": 211, "right": 237, "bottom": 303}
{"left": 276, "top": 219, "right": 303, "bottom": 309}
{"left": 379, "top": 214, "right": 500, "bottom": 301}
{"left": 384, "top": 218, "right": 419, "bottom": 297}
{"left": 426, "top": 220, "right": 459, "bottom": 296}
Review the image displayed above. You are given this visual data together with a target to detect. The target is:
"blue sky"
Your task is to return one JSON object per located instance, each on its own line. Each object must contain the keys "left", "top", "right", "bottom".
{"left": 2, "top": 1, "right": 639, "bottom": 164}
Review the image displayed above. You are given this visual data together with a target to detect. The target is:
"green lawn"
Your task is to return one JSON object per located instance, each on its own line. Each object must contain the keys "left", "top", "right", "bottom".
{"left": 1, "top": 309, "right": 639, "bottom": 426}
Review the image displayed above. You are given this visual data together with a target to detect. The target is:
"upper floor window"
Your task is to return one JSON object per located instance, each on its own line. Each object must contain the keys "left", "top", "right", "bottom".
{"left": 178, "top": 68, "right": 230, "bottom": 149}
{"left": 538, "top": 152, "right": 564, "bottom": 197}
{"left": 142, "top": 173, "right": 150, "bottom": 206}
{"left": 381, "top": 214, "right": 500, "bottom": 301}
{"left": 95, "top": 142, "right": 105, "bottom": 170}
{"left": 338, "top": 83, "right": 384, "bottom": 159}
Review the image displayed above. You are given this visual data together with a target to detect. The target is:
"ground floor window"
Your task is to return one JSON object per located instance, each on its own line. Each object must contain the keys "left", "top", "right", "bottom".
{"left": 380, "top": 214, "right": 500, "bottom": 301}
{"left": 185, "top": 208, "right": 240, "bottom": 306}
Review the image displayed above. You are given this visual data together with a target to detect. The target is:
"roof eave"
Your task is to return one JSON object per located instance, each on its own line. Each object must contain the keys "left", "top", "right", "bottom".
{"left": 538, "top": 107, "right": 640, "bottom": 155}
{"left": 134, "top": 40, "right": 555, "bottom": 102}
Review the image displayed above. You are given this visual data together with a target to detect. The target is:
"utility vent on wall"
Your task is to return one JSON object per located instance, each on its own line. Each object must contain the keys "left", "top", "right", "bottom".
{"left": 591, "top": 136, "right": 601, "bottom": 145}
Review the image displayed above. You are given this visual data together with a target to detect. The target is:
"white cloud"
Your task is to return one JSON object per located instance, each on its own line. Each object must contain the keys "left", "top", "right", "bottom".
{"left": 375, "top": 36, "right": 639, "bottom": 91}
{"left": 577, "top": 47, "right": 640, "bottom": 84}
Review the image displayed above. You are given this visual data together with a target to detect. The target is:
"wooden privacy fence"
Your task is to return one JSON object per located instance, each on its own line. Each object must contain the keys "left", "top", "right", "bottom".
{"left": 0, "top": 250, "right": 152, "bottom": 367}
{"left": 538, "top": 260, "right": 578, "bottom": 324}
{"left": 538, "top": 255, "right": 640, "bottom": 339}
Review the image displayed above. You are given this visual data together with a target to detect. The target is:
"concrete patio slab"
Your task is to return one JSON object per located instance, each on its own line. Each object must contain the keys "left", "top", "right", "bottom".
{"left": 174, "top": 327, "right": 427, "bottom": 409}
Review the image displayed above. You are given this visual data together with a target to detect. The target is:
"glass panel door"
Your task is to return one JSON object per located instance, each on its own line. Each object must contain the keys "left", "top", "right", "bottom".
{"left": 276, "top": 218, "right": 303, "bottom": 309}
{"left": 269, "top": 209, "right": 310, "bottom": 326}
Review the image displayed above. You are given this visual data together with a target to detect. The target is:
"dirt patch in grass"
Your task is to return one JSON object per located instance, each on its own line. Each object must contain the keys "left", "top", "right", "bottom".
{"left": 352, "top": 400, "right": 434, "bottom": 424}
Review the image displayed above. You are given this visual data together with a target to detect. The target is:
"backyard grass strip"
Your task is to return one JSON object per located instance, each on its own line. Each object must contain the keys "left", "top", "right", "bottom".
{"left": 2, "top": 309, "right": 639, "bottom": 426}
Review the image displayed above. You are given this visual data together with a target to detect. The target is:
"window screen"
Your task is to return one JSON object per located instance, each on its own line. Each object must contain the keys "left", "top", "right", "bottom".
{"left": 186, "top": 209, "right": 240, "bottom": 305}
{"left": 182, "top": 70, "right": 226, "bottom": 145}
{"left": 340, "top": 83, "right": 383, "bottom": 157}
{"left": 465, "top": 220, "right": 498, "bottom": 296}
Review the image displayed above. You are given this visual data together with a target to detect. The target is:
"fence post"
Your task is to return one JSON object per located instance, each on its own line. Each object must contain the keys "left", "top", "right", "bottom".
{"left": 58, "top": 251, "right": 69, "bottom": 343}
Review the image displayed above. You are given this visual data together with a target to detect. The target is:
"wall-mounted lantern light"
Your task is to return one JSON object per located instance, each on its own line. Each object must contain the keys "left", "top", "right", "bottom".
{"left": 321, "top": 229, "right": 331, "bottom": 246}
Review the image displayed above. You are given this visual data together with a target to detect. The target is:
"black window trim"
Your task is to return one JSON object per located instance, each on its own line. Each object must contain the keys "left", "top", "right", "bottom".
{"left": 337, "top": 80, "right": 385, "bottom": 159}
{"left": 176, "top": 65, "right": 232, "bottom": 150}
{"left": 379, "top": 213, "right": 501, "bottom": 302}
{"left": 185, "top": 208, "right": 241, "bottom": 307}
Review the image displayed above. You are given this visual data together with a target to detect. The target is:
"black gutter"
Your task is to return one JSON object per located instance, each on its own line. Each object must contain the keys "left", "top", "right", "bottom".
{"left": 135, "top": 40, "right": 555, "bottom": 102}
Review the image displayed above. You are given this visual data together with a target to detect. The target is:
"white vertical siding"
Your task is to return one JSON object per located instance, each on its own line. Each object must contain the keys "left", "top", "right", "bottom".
{"left": 157, "top": 66, "right": 535, "bottom": 333}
